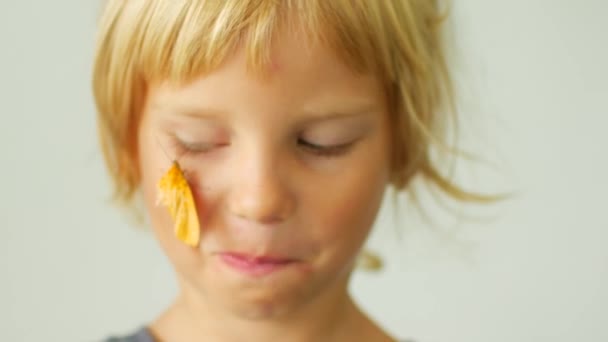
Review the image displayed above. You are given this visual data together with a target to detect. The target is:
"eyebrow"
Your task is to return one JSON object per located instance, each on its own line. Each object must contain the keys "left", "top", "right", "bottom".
{"left": 152, "top": 101, "right": 378, "bottom": 123}
{"left": 152, "top": 102, "right": 228, "bottom": 121}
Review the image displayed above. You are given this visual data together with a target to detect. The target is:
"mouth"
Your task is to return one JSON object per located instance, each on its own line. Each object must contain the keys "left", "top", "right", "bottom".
{"left": 217, "top": 252, "right": 298, "bottom": 277}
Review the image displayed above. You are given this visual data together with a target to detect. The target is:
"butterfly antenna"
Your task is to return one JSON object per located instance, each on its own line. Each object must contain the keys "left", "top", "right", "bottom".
{"left": 155, "top": 135, "right": 174, "bottom": 163}
{"left": 155, "top": 134, "right": 189, "bottom": 175}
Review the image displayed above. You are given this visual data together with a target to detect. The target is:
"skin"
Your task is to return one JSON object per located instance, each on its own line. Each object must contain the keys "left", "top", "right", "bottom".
{"left": 136, "top": 28, "right": 396, "bottom": 342}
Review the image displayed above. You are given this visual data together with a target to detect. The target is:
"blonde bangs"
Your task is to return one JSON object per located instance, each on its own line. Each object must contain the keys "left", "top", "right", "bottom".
{"left": 96, "top": 0, "right": 421, "bottom": 85}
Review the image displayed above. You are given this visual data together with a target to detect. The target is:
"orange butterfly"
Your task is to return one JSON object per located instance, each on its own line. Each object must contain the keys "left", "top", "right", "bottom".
{"left": 156, "top": 161, "right": 201, "bottom": 247}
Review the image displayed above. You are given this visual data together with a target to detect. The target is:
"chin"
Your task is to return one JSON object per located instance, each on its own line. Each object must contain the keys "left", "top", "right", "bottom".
{"left": 204, "top": 259, "right": 319, "bottom": 318}
{"left": 228, "top": 293, "right": 299, "bottom": 320}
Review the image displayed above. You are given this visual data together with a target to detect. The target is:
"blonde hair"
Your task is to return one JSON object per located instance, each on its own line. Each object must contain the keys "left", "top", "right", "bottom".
{"left": 93, "top": 0, "right": 487, "bottom": 207}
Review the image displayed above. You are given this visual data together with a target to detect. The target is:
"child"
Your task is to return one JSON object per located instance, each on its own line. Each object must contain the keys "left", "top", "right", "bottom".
{"left": 93, "top": 0, "right": 474, "bottom": 341}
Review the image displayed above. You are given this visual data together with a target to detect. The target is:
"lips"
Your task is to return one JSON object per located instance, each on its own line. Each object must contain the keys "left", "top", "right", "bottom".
{"left": 218, "top": 252, "right": 296, "bottom": 277}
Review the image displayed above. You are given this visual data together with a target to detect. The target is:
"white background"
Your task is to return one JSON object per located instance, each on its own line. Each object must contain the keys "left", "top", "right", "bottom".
{"left": 1, "top": 1, "right": 606, "bottom": 341}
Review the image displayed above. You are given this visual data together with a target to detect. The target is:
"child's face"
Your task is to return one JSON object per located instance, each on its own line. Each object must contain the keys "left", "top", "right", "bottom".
{"left": 137, "top": 31, "right": 391, "bottom": 318}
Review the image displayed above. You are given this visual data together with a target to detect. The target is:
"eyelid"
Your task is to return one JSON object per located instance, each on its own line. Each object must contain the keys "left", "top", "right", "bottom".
{"left": 300, "top": 119, "right": 372, "bottom": 144}
{"left": 168, "top": 133, "right": 218, "bottom": 156}
{"left": 298, "top": 138, "right": 360, "bottom": 158}
{"left": 182, "top": 140, "right": 216, "bottom": 151}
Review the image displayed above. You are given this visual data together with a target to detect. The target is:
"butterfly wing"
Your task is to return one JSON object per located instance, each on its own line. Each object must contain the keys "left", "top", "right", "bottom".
{"left": 157, "top": 161, "right": 201, "bottom": 247}
{"left": 172, "top": 175, "right": 201, "bottom": 247}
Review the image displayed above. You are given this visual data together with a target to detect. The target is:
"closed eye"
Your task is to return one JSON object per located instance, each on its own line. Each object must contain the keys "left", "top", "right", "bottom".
{"left": 297, "top": 139, "right": 356, "bottom": 158}
{"left": 169, "top": 134, "right": 222, "bottom": 156}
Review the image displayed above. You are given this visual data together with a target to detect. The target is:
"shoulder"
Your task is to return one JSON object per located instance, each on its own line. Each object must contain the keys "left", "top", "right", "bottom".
{"left": 102, "top": 326, "right": 154, "bottom": 342}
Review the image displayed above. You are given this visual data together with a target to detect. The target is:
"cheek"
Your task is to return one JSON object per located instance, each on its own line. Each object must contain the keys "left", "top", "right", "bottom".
{"left": 308, "top": 167, "right": 387, "bottom": 261}
{"left": 138, "top": 128, "right": 168, "bottom": 233}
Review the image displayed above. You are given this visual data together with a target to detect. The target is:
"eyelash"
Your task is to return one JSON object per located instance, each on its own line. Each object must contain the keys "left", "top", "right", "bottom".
{"left": 170, "top": 138, "right": 215, "bottom": 157}
{"left": 170, "top": 136, "right": 355, "bottom": 159}
{"left": 297, "top": 139, "right": 355, "bottom": 157}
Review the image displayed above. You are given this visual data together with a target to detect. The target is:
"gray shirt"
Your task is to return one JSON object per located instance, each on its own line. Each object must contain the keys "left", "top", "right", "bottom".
{"left": 104, "top": 326, "right": 415, "bottom": 342}
{"left": 104, "top": 327, "right": 153, "bottom": 342}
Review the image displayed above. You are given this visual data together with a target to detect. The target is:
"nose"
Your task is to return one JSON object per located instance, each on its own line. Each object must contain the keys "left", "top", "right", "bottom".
{"left": 227, "top": 150, "right": 295, "bottom": 226}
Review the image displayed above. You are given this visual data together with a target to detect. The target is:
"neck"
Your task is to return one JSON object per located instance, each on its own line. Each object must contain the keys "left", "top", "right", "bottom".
{"left": 151, "top": 273, "right": 373, "bottom": 342}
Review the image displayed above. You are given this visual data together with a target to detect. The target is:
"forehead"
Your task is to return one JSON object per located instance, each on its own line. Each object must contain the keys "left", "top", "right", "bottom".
{"left": 151, "top": 28, "right": 384, "bottom": 112}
